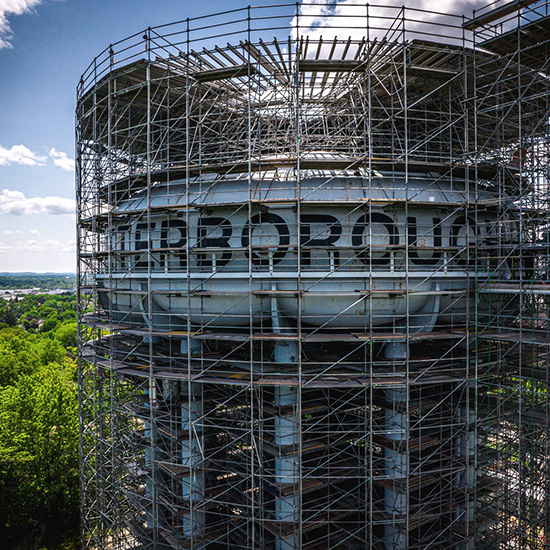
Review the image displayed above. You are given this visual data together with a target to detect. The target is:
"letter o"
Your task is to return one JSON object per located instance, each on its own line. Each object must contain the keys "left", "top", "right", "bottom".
{"left": 352, "top": 212, "right": 399, "bottom": 266}
{"left": 241, "top": 212, "right": 290, "bottom": 266}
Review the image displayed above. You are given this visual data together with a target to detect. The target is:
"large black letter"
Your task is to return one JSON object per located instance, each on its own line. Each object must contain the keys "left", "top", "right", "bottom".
{"left": 135, "top": 222, "right": 156, "bottom": 270}
{"left": 115, "top": 224, "right": 130, "bottom": 270}
{"left": 449, "top": 216, "right": 477, "bottom": 267}
{"left": 241, "top": 212, "right": 290, "bottom": 266}
{"left": 408, "top": 217, "right": 442, "bottom": 266}
{"left": 197, "top": 217, "right": 232, "bottom": 268}
{"left": 352, "top": 212, "right": 398, "bottom": 266}
{"left": 161, "top": 219, "right": 187, "bottom": 267}
{"left": 300, "top": 214, "right": 341, "bottom": 267}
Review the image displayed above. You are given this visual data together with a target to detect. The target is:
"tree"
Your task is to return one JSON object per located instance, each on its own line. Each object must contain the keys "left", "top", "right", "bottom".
{"left": 0, "top": 362, "right": 79, "bottom": 544}
{"left": 0, "top": 306, "right": 17, "bottom": 327}
{"left": 56, "top": 322, "right": 78, "bottom": 349}
{"left": 0, "top": 293, "right": 80, "bottom": 549}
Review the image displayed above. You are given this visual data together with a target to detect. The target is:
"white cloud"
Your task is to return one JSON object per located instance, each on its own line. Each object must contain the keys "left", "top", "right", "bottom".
{"left": 20, "top": 238, "right": 75, "bottom": 254}
{"left": 0, "top": 188, "right": 75, "bottom": 216}
{"left": 0, "top": 238, "right": 74, "bottom": 254}
{"left": 0, "top": 0, "right": 42, "bottom": 49}
{"left": 2, "top": 229, "right": 22, "bottom": 235}
{"left": 0, "top": 144, "right": 46, "bottom": 167}
{"left": 29, "top": 229, "right": 39, "bottom": 236}
{"left": 293, "top": 0, "right": 485, "bottom": 43}
{"left": 49, "top": 148, "right": 75, "bottom": 172}
{"left": 0, "top": 145, "right": 75, "bottom": 171}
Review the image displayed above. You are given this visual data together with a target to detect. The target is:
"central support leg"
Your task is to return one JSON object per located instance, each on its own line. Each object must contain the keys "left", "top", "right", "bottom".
{"left": 455, "top": 405, "right": 476, "bottom": 550}
{"left": 384, "top": 341, "right": 408, "bottom": 550}
{"left": 271, "top": 291, "right": 300, "bottom": 549}
{"left": 181, "top": 338, "right": 205, "bottom": 538}
{"left": 274, "top": 384, "right": 300, "bottom": 550}
{"left": 144, "top": 380, "right": 156, "bottom": 529}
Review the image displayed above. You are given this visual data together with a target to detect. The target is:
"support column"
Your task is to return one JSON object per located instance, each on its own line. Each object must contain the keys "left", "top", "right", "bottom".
{"left": 144, "top": 379, "right": 157, "bottom": 529}
{"left": 181, "top": 382, "right": 205, "bottom": 537}
{"left": 271, "top": 289, "right": 300, "bottom": 549}
{"left": 181, "top": 338, "right": 205, "bottom": 537}
{"left": 181, "top": 336, "right": 201, "bottom": 357}
{"left": 455, "top": 406, "right": 476, "bottom": 550}
{"left": 273, "top": 325, "right": 300, "bottom": 549}
{"left": 274, "top": 384, "right": 300, "bottom": 550}
{"left": 384, "top": 342, "right": 408, "bottom": 550}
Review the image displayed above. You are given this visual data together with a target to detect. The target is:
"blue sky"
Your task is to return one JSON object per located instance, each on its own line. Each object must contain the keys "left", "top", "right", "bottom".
{"left": 0, "top": 0, "right": 476, "bottom": 273}
{"left": 1, "top": 0, "right": 265, "bottom": 272}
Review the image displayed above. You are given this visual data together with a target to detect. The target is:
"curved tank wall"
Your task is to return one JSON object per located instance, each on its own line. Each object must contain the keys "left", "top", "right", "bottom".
{"left": 97, "top": 163, "right": 515, "bottom": 331}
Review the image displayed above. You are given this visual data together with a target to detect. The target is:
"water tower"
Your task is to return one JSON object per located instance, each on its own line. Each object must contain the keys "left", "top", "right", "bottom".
{"left": 77, "top": 3, "right": 550, "bottom": 549}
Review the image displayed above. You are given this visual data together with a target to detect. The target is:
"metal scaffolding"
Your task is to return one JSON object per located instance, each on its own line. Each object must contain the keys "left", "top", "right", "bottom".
{"left": 468, "top": 1, "right": 550, "bottom": 548}
{"left": 76, "top": 2, "right": 550, "bottom": 549}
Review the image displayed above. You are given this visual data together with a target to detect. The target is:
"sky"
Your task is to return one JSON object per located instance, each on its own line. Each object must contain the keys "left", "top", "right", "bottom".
{"left": 0, "top": 0, "right": 482, "bottom": 273}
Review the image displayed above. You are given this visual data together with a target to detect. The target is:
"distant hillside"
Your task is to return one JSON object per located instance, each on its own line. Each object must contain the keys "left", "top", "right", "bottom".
{"left": 0, "top": 273, "right": 76, "bottom": 291}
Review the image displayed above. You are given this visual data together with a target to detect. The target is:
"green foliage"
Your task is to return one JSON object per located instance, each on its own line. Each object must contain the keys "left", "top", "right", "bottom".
{"left": 0, "top": 273, "right": 75, "bottom": 291}
{"left": 0, "top": 293, "right": 80, "bottom": 549}
{"left": 0, "top": 306, "right": 17, "bottom": 327}
{"left": 56, "top": 322, "right": 78, "bottom": 349}
{"left": 0, "top": 294, "right": 76, "bottom": 335}
{"left": 0, "top": 363, "right": 79, "bottom": 541}
{"left": 0, "top": 327, "right": 39, "bottom": 386}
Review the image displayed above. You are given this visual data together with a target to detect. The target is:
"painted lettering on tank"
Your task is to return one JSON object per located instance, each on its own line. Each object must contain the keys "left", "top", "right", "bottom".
{"left": 122, "top": 209, "right": 492, "bottom": 269}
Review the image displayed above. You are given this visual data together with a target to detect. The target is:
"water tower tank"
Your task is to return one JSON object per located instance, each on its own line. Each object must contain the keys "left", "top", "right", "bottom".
{"left": 99, "top": 160, "right": 507, "bottom": 332}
